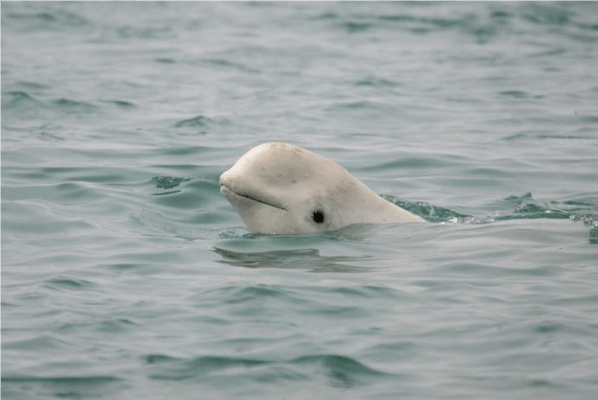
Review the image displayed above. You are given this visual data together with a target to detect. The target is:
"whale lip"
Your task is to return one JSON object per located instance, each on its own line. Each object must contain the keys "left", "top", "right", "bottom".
{"left": 220, "top": 183, "right": 287, "bottom": 211}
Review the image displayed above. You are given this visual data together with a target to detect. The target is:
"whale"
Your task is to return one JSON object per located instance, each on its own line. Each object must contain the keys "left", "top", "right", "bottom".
{"left": 220, "top": 142, "right": 425, "bottom": 235}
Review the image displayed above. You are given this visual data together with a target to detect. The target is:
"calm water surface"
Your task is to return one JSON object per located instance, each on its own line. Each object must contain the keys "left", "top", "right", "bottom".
{"left": 2, "top": 2, "right": 598, "bottom": 399}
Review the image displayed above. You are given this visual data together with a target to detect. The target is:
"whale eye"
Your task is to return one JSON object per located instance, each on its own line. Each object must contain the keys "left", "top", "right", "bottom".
{"left": 312, "top": 211, "right": 324, "bottom": 224}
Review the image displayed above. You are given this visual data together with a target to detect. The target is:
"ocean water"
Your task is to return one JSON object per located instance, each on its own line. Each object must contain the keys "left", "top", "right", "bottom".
{"left": 2, "top": 2, "right": 598, "bottom": 399}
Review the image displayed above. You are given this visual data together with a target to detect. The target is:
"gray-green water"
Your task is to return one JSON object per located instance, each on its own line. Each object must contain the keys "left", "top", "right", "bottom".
{"left": 2, "top": 2, "right": 598, "bottom": 399}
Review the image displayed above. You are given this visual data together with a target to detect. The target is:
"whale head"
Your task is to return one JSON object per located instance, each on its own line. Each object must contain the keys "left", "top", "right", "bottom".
{"left": 220, "top": 142, "right": 423, "bottom": 235}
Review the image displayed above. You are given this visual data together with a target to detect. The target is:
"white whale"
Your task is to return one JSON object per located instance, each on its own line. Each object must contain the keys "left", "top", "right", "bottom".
{"left": 220, "top": 142, "right": 425, "bottom": 235}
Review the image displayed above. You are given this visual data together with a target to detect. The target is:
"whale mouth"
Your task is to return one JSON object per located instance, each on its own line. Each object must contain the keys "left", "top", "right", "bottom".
{"left": 220, "top": 184, "right": 287, "bottom": 211}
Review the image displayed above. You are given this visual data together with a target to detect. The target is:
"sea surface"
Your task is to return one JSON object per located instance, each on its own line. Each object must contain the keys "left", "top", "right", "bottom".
{"left": 2, "top": 2, "right": 598, "bottom": 399}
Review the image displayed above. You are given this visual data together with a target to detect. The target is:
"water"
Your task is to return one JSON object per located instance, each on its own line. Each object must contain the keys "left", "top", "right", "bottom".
{"left": 2, "top": 2, "right": 598, "bottom": 399}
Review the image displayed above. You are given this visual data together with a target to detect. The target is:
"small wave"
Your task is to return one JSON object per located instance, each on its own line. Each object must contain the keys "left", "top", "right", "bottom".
{"left": 312, "top": 284, "right": 402, "bottom": 300}
{"left": 492, "top": 193, "right": 591, "bottom": 222}
{"left": 2, "top": 375, "right": 121, "bottom": 384}
{"left": 151, "top": 176, "right": 191, "bottom": 190}
{"left": 154, "top": 57, "right": 176, "bottom": 64}
{"left": 3, "top": 9, "right": 89, "bottom": 30}
{"left": 200, "top": 283, "right": 302, "bottom": 305}
{"left": 2, "top": 90, "right": 44, "bottom": 110}
{"left": 131, "top": 208, "right": 222, "bottom": 240}
{"left": 2, "top": 374, "right": 124, "bottom": 400}
{"left": 322, "top": 3, "right": 598, "bottom": 44}
{"left": 327, "top": 100, "right": 392, "bottom": 111}
{"left": 17, "top": 80, "right": 51, "bottom": 90}
{"left": 38, "top": 131, "right": 66, "bottom": 142}
{"left": 54, "top": 318, "right": 137, "bottom": 335}
{"left": 143, "top": 352, "right": 390, "bottom": 387}
{"left": 389, "top": 193, "right": 597, "bottom": 226}
{"left": 174, "top": 115, "right": 214, "bottom": 128}
{"left": 43, "top": 276, "right": 96, "bottom": 291}
{"left": 522, "top": 3, "right": 571, "bottom": 26}
{"left": 499, "top": 90, "right": 529, "bottom": 99}
{"left": 342, "top": 21, "right": 373, "bottom": 33}
{"left": 502, "top": 131, "right": 597, "bottom": 141}
{"left": 334, "top": 10, "right": 502, "bottom": 42}
{"left": 570, "top": 214, "right": 598, "bottom": 227}
{"left": 354, "top": 76, "right": 401, "bottom": 88}
{"left": 3, "top": 93, "right": 99, "bottom": 119}
{"left": 218, "top": 227, "right": 260, "bottom": 239}
{"left": 200, "top": 58, "right": 260, "bottom": 73}
{"left": 107, "top": 100, "right": 136, "bottom": 108}
{"left": 52, "top": 98, "right": 97, "bottom": 112}
{"left": 116, "top": 25, "right": 175, "bottom": 40}
{"left": 384, "top": 195, "right": 471, "bottom": 223}
{"left": 292, "top": 354, "right": 392, "bottom": 388}
{"left": 145, "top": 354, "right": 179, "bottom": 364}
{"left": 156, "top": 146, "right": 210, "bottom": 157}
{"left": 1, "top": 373, "right": 124, "bottom": 400}
{"left": 2, "top": 334, "right": 69, "bottom": 351}
{"left": 292, "top": 353, "right": 390, "bottom": 376}
{"left": 144, "top": 354, "right": 270, "bottom": 380}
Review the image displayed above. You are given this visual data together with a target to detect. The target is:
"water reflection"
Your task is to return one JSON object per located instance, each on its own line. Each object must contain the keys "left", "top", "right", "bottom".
{"left": 213, "top": 247, "right": 373, "bottom": 273}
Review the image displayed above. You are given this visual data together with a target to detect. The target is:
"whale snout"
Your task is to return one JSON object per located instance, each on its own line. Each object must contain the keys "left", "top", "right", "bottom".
{"left": 219, "top": 169, "right": 230, "bottom": 187}
{"left": 220, "top": 167, "right": 287, "bottom": 211}
{"left": 219, "top": 170, "right": 236, "bottom": 197}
